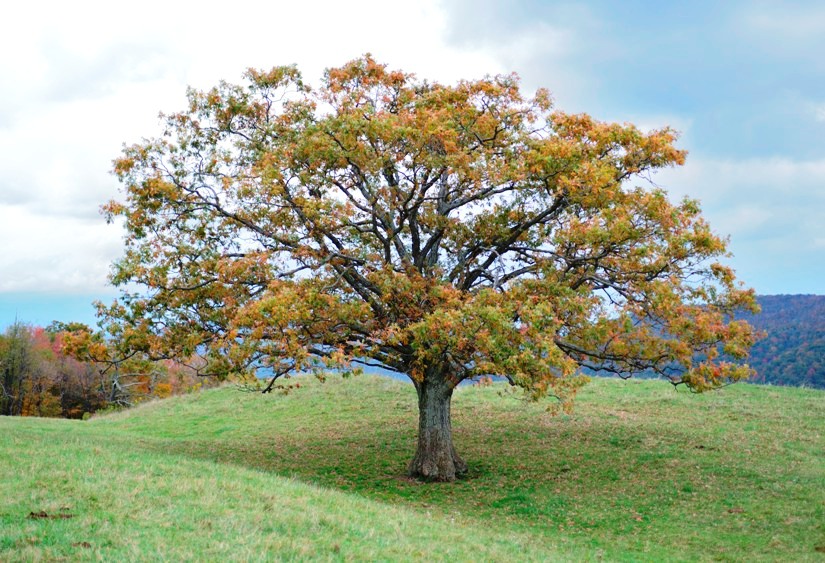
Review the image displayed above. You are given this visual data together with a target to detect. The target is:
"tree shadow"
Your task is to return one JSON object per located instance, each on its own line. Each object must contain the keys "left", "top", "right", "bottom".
{"left": 125, "top": 401, "right": 716, "bottom": 534}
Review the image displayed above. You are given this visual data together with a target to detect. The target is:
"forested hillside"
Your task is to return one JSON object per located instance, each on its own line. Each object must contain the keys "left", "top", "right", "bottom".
{"left": 744, "top": 295, "right": 824, "bottom": 388}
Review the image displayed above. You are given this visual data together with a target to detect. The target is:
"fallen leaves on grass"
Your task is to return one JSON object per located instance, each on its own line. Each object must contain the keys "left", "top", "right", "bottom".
{"left": 72, "top": 542, "right": 92, "bottom": 548}
{"left": 27, "top": 510, "right": 74, "bottom": 520}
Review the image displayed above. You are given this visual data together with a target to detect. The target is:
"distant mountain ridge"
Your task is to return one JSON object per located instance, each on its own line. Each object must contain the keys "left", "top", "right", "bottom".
{"left": 742, "top": 295, "right": 824, "bottom": 389}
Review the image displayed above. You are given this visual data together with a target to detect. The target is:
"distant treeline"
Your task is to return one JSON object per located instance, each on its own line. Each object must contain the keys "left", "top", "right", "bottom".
{"left": 2, "top": 294, "right": 821, "bottom": 418}
{"left": 0, "top": 321, "right": 218, "bottom": 418}
{"left": 741, "top": 295, "right": 824, "bottom": 389}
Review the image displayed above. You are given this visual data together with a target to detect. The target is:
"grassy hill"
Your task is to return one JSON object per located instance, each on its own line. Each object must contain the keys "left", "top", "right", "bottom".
{"left": 2, "top": 376, "right": 823, "bottom": 561}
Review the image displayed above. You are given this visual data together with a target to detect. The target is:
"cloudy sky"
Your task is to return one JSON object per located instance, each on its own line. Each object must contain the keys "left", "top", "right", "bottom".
{"left": 1, "top": 0, "right": 823, "bottom": 328}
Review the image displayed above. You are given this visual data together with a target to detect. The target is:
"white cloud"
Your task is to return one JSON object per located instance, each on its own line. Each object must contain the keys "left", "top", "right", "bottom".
{"left": 438, "top": 0, "right": 610, "bottom": 110}
{"left": 0, "top": 0, "right": 504, "bottom": 296}
{"left": 652, "top": 156, "right": 825, "bottom": 293}
{"left": 0, "top": 206, "right": 121, "bottom": 293}
{"left": 468, "top": 21, "right": 590, "bottom": 107}
{"left": 1, "top": 0, "right": 822, "bottom": 298}
{"left": 736, "top": 2, "right": 825, "bottom": 66}
{"left": 742, "top": 3, "right": 825, "bottom": 39}
{"left": 657, "top": 156, "right": 825, "bottom": 204}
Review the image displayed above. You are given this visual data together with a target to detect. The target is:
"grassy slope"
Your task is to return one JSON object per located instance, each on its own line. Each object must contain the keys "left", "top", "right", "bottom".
{"left": 2, "top": 376, "right": 824, "bottom": 561}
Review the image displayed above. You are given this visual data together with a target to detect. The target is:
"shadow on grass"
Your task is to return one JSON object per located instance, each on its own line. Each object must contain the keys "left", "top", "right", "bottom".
{"left": 126, "top": 404, "right": 745, "bottom": 535}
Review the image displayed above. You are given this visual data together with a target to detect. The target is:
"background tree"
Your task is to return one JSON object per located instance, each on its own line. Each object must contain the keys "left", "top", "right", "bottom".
{"left": 103, "top": 56, "right": 759, "bottom": 481}
{"left": 58, "top": 323, "right": 165, "bottom": 409}
{"left": 0, "top": 324, "right": 67, "bottom": 417}
{"left": 0, "top": 320, "right": 211, "bottom": 419}
{"left": 19, "top": 327, "right": 61, "bottom": 417}
{"left": 0, "top": 321, "right": 37, "bottom": 416}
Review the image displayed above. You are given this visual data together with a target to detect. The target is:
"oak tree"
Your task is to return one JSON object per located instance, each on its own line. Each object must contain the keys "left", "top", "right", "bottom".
{"left": 104, "top": 56, "right": 758, "bottom": 481}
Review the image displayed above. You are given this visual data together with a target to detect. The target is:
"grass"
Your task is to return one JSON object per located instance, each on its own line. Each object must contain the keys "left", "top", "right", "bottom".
{"left": 2, "top": 376, "right": 824, "bottom": 561}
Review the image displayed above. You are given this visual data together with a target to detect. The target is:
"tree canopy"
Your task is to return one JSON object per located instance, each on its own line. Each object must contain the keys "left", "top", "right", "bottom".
{"left": 103, "top": 56, "right": 758, "bottom": 480}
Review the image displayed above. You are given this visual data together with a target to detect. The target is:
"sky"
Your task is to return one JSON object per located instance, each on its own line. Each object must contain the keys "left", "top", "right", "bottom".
{"left": 1, "top": 0, "right": 823, "bottom": 329}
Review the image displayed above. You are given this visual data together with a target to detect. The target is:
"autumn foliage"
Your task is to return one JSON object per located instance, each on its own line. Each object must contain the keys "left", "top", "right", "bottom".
{"left": 102, "top": 56, "right": 759, "bottom": 480}
{"left": 0, "top": 321, "right": 213, "bottom": 418}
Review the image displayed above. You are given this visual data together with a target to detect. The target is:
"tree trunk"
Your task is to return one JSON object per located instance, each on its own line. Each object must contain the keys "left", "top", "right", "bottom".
{"left": 408, "top": 376, "right": 467, "bottom": 482}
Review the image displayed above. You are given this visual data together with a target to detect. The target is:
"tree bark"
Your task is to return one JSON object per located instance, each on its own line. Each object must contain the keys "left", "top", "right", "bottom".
{"left": 408, "top": 376, "right": 467, "bottom": 482}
